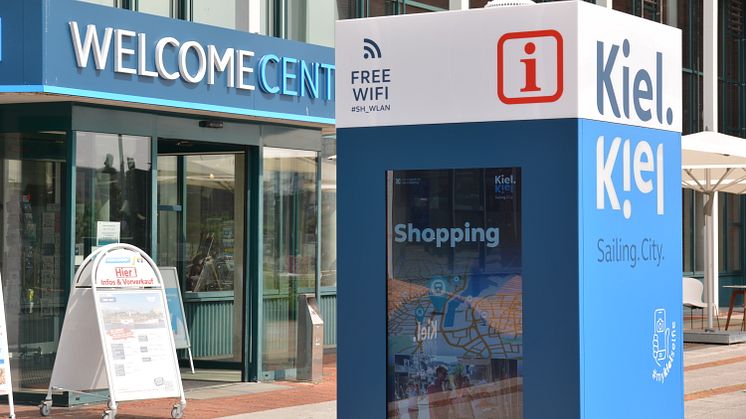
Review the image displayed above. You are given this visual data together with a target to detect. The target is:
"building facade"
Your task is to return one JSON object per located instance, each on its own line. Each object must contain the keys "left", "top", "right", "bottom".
{"left": 0, "top": 0, "right": 339, "bottom": 402}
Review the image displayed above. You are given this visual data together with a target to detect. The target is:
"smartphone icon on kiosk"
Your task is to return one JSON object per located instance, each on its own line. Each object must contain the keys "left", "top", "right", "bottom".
{"left": 653, "top": 309, "right": 668, "bottom": 363}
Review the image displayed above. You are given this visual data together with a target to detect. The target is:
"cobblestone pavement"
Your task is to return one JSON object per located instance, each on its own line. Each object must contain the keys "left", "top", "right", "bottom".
{"left": 8, "top": 354, "right": 336, "bottom": 419}
{"left": 684, "top": 342, "right": 746, "bottom": 419}
{"left": 5, "top": 340, "right": 746, "bottom": 418}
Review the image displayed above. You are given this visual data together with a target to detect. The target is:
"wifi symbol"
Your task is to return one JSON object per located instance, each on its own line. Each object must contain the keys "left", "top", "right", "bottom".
{"left": 363, "top": 38, "right": 382, "bottom": 59}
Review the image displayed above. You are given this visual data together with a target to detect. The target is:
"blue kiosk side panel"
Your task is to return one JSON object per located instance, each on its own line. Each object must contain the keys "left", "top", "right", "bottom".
{"left": 337, "top": 119, "right": 582, "bottom": 419}
{"left": 579, "top": 119, "right": 683, "bottom": 418}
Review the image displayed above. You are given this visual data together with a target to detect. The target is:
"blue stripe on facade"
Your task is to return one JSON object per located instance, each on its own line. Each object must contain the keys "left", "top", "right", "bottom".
{"left": 0, "top": 85, "right": 335, "bottom": 125}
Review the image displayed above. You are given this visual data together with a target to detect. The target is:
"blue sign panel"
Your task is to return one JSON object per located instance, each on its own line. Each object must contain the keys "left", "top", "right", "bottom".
{"left": 0, "top": 0, "right": 334, "bottom": 125}
{"left": 579, "top": 119, "right": 683, "bottom": 418}
{"left": 386, "top": 168, "right": 522, "bottom": 418}
{"left": 337, "top": 119, "right": 583, "bottom": 419}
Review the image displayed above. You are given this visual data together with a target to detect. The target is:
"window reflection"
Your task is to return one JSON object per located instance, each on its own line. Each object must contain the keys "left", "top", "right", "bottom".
{"left": 75, "top": 132, "right": 151, "bottom": 262}
{"left": 262, "top": 147, "right": 318, "bottom": 373}
{"left": 184, "top": 155, "right": 239, "bottom": 293}
{"left": 320, "top": 143, "right": 336, "bottom": 288}
{"left": 0, "top": 132, "right": 66, "bottom": 390}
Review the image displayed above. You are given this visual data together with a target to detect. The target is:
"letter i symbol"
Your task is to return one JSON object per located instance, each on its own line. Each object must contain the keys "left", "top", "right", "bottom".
{"left": 520, "top": 42, "right": 541, "bottom": 93}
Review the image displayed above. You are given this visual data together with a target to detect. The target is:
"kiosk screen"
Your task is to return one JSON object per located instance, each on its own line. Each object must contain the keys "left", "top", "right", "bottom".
{"left": 386, "top": 168, "right": 523, "bottom": 419}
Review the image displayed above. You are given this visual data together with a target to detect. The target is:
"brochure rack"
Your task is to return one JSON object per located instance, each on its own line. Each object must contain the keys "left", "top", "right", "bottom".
{"left": 39, "top": 244, "right": 186, "bottom": 418}
{"left": 158, "top": 266, "right": 195, "bottom": 374}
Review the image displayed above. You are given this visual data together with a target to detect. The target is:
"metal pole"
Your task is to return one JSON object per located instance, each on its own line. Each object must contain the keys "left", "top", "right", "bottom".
{"left": 704, "top": 191, "right": 716, "bottom": 331}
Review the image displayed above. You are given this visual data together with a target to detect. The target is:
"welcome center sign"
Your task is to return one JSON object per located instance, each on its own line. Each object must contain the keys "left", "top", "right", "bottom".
{"left": 336, "top": 3, "right": 682, "bottom": 419}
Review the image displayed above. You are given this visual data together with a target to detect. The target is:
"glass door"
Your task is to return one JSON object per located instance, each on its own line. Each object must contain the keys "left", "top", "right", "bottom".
{"left": 157, "top": 147, "right": 245, "bottom": 365}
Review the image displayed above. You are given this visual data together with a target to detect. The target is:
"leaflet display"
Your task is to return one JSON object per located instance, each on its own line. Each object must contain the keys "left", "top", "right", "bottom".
{"left": 159, "top": 267, "right": 190, "bottom": 349}
{"left": 159, "top": 266, "right": 195, "bottom": 374}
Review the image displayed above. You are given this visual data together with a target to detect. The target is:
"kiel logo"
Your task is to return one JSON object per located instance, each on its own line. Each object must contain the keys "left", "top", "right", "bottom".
{"left": 597, "top": 136, "right": 664, "bottom": 220}
{"left": 497, "top": 30, "right": 563, "bottom": 104}
{"left": 363, "top": 38, "right": 382, "bottom": 59}
{"left": 597, "top": 40, "right": 673, "bottom": 126}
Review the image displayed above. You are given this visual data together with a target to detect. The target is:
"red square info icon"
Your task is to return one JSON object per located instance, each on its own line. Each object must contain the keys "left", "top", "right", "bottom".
{"left": 497, "top": 30, "right": 563, "bottom": 104}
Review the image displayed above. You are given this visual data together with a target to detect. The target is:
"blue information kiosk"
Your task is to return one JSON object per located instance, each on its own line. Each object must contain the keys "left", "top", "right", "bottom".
{"left": 336, "top": 2, "right": 682, "bottom": 419}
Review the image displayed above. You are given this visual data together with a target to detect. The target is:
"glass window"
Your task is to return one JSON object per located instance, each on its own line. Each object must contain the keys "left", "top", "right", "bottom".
{"left": 682, "top": 190, "right": 693, "bottom": 272}
{"left": 719, "top": 0, "right": 745, "bottom": 137}
{"left": 726, "top": 193, "right": 742, "bottom": 272}
{"left": 137, "top": 0, "right": 174, "bottom": 18}
{"left": 192, "top": 0, "right": 238, "bottom": 30}
{"left": 262, "top": 147, "right": 318, "bottom": 374}
{"left": 343, "top": 0, "right": 447, "bottom": 18}
{"left": 694, "top": 191, "right": 705, "bottom": 272}
{"left": 303, "top": 0, "right": 337, "bottom": 47}
{"left": 157, "top": 156, "right": 179, "bottom": 268}
{"left": 684, "top": 190, "right": 741, "bottom": 275}
{"left": 263, "top": 0, "right": 337, "bottom": 46}
{"left": 320, "top": 141, "right": 336, "bottom": 288}
{"left": 75, "top": 132, "right": 151, "bottom": 263}
{"left": 77, "top": 0, "right": 116, "bottom": 6}
{"left": 613, "top": 0, "right": 660, "bottom": 20}
{"left": 0, "top": 132, "right": 66, "bottom": 390}
{"left": 184, "top": 155, "right": 241, "bottom": 293}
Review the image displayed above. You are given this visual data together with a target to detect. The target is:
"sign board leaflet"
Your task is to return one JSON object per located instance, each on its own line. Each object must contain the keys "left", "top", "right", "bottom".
{"left": 40, "top": 244, "right": 186, "bottom": 419}
{"left": 159, "top": 266, "right": 195, "bottom": 374}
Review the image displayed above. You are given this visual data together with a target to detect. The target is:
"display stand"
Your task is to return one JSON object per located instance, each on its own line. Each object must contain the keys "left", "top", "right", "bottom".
{"left": 0, "top": 274, "right": 16, "bottom": 419}
{"left": 39, "top": 244, "right": 186, "bottom": 419}
{"left": 336, "top": 3, "right": 683, "bottom": 418}
{"left": 158, "top": 267, "right": 195, "bottom": 374}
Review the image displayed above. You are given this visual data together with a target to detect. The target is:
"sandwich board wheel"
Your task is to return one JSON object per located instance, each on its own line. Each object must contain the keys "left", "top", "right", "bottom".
{"left": 171, "top": 404, "right": 184, "bottom": 418}
{"left": 39, "top": 402, "right": 50, "bottom": 417}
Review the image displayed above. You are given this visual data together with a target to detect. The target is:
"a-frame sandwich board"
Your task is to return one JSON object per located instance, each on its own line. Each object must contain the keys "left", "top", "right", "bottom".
{"left": 40, "top": 244, "right": 186, "bottom": 419}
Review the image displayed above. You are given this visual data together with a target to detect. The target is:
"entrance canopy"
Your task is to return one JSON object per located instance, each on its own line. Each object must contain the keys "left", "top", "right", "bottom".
{"left": 682, "top": 131, "right": 746, "bottom": 331}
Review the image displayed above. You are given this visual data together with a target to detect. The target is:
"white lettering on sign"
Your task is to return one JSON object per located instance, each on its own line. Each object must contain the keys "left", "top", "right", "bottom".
{"left": 394, "top": 222, "right": 500, "bottom": 248}
{"left": 178, "top": 41, "right": 207, "bottom": 84}
{"left": 68, "top": 21, "right": 334, "bottom": 99}
{"left": 596, "top": 135, "right": 664, "bottom": 219}
{"left": 69, "top": 22, "right": 112, "bottom": 70}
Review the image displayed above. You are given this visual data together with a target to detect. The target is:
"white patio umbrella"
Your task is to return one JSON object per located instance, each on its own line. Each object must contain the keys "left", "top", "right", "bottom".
{"left": 682, "top": 131, "right": 746, "bottom": 331}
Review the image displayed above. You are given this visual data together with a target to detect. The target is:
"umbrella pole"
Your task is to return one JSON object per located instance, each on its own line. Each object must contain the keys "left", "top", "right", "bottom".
{"left": 704, "top": 191, "right": 716, "bottom": 332}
